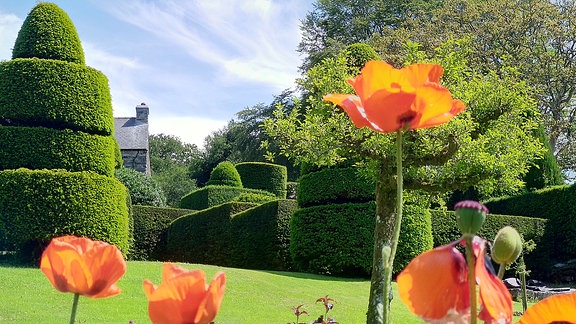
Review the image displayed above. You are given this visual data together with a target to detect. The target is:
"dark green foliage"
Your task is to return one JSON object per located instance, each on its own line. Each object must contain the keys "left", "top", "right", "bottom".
{"left": 430, "top": 209, "right": 548, "bottom": 278}
{"left": 0, "top": 168, "right": 130, "bottom": 260}
{"left": 130, "top": 205, "right": 194, "bottom": 261}
{"left": 524, "top": 124, "right": 564, "bottom": 191}
{"left": 235, "top": 162, "right": 287, "bottom": 198}
{"left": 287, "top": 181, "right": 298, "bottom": 199}
{"left": 0, "top": 58, "right": 113, "bottom": 135}
{"left": 290, "top": 202, "right": 432, "bottom": 277}
{"left": 484, "top": 184, "right": 576, "bottom": 276}
{"left": 343, "top": 43, "right": 381, "bottom": 73}
{"left": 297, "top": 167, "right": 375, "bottom": 207}
{"left": 114, "top": 140, "right": 123, "bottom": 169}
{"left": 232, "top": 192, "right": 277, "bottom": 204}
{"left": 229, "top": 200, "right": 298, "bottom": 270}
{"left": 206, "top": 161, "right": 242, "bottom": 187}
{"left": 179, "top": 185, "right": 275, "bottom": 210}
{"left": 0, "top": 126, "right": 116, "bottom": 176}
{"left": 12, "top": 3, "right": 85, "bottom": 64}
{"left": 115, "top": 168, "right": 166, "bottom": 207}
{"left": 166, "top": 202, "right": 258, "bottom": 264}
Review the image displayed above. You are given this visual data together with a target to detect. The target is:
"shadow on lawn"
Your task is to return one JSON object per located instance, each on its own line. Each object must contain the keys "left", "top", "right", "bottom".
{"left": 262, "top": 269, "right": 369, "bottom": 283}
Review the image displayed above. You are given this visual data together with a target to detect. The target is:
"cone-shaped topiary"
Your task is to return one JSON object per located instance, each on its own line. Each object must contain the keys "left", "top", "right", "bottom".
{"left": 12, "top": 2, "right": 85, "bottom": 64}
{"left": 206, "top": 161, "right": 243, "bottom": 187}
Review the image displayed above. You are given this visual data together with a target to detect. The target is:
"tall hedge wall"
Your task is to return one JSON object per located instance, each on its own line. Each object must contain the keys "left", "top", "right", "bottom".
{"left": 130, "top": 205, "right": 194, "bottom": 261}
{"left": 431, "top": 209, "right": 548, "bottom": 277}
{"left": 0, "top": 58, "right": 113, "bottom": 135}
{"left": 484, "top": 184, "right": 576, "bottom": 275}
{"left": 290, "top": 202, "right": 432, "bottom": 277}
{"left": 0, "top": 169, "right": 130, "bottom": 258}
{"left": 0, "top": 126, "right": 116, "bottom": 176}
{"left": 297, "top": 167, "right": 375, "bottom": 207}
{"left": 235, "top": 162, "right": 287, "bottom": 198}
{"left": 166, "top": 202, "right": 258, "bottom": 264}
{"left": 229, "top": 199, "right": 297, "bottom": 270}
{"left": 180, "top": 185, "right": 276, "bottom": 210}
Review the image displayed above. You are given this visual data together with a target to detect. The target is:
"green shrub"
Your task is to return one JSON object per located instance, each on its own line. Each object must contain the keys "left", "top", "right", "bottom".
{"left": 290, "top": 201, "right": 432, "bottom": 277}
{"left": 0, "top": 126, "right": 116, "bottom": 176}
{"left": 235, "top": 162, "right": 287, "bottom": 198}
{"left": 166, "top": 202, "right": 258, "bottom": 264}
{"left": 297, "top": 167, "right": 375, "bottom": 207}
{"left": 0, "top": 168, "right": 130, "bottom": 260}
{"left": 232, "top": 192, "right": 277, "bottom": 204}
{"left": 180, "top": 185, "right": 275, "bottom": 210}
{"left": 12, "top": 3, "right": 85, "bottom": 64}
{"left": 0, "top": 58, "right": 113, "bottom": 135}
{"left": 205, "top": 161, "right": 243, "bottom": 187}
{"left": 130, "top": 205, "right": 194, "bottom": 261}
{"left": 287, "top": 181, "right": 298, "bottom": 199}
{"left": 523, "top": 124, "right": 564, "bottom": 190}
{"left": 114, "top": 140, "right": 123, "bottom": 169}
{"left": 430, "top": 209, "right": 548, "bottom": 277}
{"left": 229, "top": 200, "right": 298, "bottom": 271}
{"left": 343, "top": 43, "right": 381, "bottom": 73}
{"left": 115, "top": 168, "right": 166, "bottom": 207}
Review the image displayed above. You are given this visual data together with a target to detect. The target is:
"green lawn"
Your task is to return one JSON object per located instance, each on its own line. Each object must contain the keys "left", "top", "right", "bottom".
{"left": 0, "top": 260, "right": 529, "bottom": 323}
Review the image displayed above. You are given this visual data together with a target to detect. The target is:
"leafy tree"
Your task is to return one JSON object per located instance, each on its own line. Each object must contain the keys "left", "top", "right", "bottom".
{"left": 148, "top": 134, "right": 199, "bottom": 207}
{"left": 263, "top": 42, "right": 543, "bottom": 322}
{"left": 115, "top": 167, "right": 166, "bottom": 207}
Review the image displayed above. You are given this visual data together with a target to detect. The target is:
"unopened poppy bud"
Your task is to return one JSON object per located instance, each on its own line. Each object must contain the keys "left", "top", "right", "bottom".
{"left": 492, "top": 226, "right": 523, "bottom": 265}
{"left": 454, "top": 200, "right": 488, "bottom": 236}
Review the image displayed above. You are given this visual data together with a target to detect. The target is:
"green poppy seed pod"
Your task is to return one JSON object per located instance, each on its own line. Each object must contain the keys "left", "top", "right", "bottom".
{"left": 454, "top": 200, "right": 488, "bottom": 236}
{"left": 492, "top": 226, "right": 523, "bottom": 265}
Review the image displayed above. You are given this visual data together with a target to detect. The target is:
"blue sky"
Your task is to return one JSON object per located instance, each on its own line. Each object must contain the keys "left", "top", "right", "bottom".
{"left": 0, "top": 0, "right": 312, "bottom": 148}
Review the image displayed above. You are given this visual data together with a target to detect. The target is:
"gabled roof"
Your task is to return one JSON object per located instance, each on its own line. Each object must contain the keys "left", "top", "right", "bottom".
{"left": 114, "top": 117, "right": 149, "bottom": 150}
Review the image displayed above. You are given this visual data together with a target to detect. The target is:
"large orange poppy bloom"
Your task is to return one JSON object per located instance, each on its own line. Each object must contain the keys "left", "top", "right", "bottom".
{"left": 517, "top": 291, "right": 576, "bottom": 323}
{"left": 143, "top": 263, "right": 226, "bottom": 324}
{"left": 324, "top": 61, "right": 465, "bottom": 133}
{"left": 40, "top": 235, "right": 126, "bottom": 298}
{"left": 398, "top": 236, "right": 512, "bottom": 323}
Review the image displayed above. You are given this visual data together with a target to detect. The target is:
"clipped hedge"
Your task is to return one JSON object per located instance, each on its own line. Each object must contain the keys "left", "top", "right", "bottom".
{"left": 12, "top": 2, "right": 85, "bottom": 64}
{"left": 235, "top": 162, "right": 287, "bottom": 198}
{"left": 484, "top": 185, "right": 576, "bottom": 275}
{"left": 205, "top": 161, "right": 242, "bottom": 187}
{"left": 130, "top": 205, "right": 194, "bottom": 261}
{"left": 229, "top": 200, "right": 297, "bottom": 270}
{"left": 290, "top": 202, "right": 432, "bottom": 277}
{"left": 0, "top": 168, "right": 130, "bottom": 260}
{"left": 431, "top": 209, "right": 548, "bottom": 277}
{"left": 180, "top": 185, "right": 276, "bottom": 210}
{"left": 297, "top": 167, "right": 375, "bottom": 208}
{"left": 0, "top": 126, "right": 116, "bottom": 176}
{"left": 232, "top": 192, "right": 277, "bottom": 204}
{"left": 0, "top": 58, "right": 113, "bottom": 135}
{"left": 166, "top": 202, "right": 258, "bottom": 265}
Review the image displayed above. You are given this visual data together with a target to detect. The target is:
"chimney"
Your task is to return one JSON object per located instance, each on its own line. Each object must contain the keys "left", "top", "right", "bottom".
{"left": 136, "top": 102, "right": 149, "bottom": 124}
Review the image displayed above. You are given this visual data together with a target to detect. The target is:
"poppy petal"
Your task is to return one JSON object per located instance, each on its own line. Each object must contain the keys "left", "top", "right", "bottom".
{"left": 195, "top": 271, "right": 226, "bottom": 324}
{"left": 350, "top": 61, "right": 414, "bottom": 99}
{"left": 417, "top": 99, "right": 466, "bottom": 129}
{"left": 518, "top": 291, "right": 576, "bottom": 324}
{"left": 473, "top": 237, "right": 513, "bottom": 323}
{"left": 397, "top": 241, "right": 470, "bottom": 321}
{"left": 323, "top": 94, "right": 384, "bottom": 131}
{"left": 363, "top": 91, "right": 417, "bottom": 132}
{"left": 401, "top": 63, "right": 444, "bottom": 87}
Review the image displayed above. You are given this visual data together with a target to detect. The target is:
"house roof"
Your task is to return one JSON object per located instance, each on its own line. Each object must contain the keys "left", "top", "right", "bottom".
{"left": 114, "top": 117, "right": 149, "bottom": 150}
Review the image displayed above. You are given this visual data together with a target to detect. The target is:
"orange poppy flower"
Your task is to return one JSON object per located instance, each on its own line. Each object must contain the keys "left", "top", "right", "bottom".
{"left": 143, "top": 263, "right": 226, "bottom": 324}
{"left": 517, "top": 291, "right": 576, "bottom": 324}
{"left": 398, "top": 236, "right": 512, "bottom": 323}
{"left": 40, "top": 235, "right": 126, "bottom": 298}
{"left": 324, "top": 60, "right": 465, "bottom": 133}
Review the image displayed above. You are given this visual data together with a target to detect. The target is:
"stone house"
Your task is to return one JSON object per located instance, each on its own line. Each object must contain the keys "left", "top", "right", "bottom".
{"left": 114, "top": 103, "right": 150, "bottom": 175}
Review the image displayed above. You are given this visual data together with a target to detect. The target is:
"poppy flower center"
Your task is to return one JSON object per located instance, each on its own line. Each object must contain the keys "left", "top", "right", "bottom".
{"left": 398, "top": 111, "right": 417, "bottom": 125}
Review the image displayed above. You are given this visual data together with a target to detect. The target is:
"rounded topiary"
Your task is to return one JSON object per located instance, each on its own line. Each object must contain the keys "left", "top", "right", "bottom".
{"left": 0, "top": 58, "right": 113, "bottom": 135}
{"left": 206, "top": 161, "right": 243, "bottom": 187}
{"left": 343, "top": 43, "right": 381, "bottom": 73}
{"left": 115, "top": 167, "right": 166, "bottom": 207}
{"left": 0, "top": 168, "right": 130, "bottom": 259}
{"left": 297, "top": 167, "right": 375, "bottom": 207}
{"left": 235, "top": 162, "right": 287, "bottom": 198}
{"left": 12, "top": 2, "right": 85, "bottom": 64}
{"left": 0, "top": 126, "right": 116, "bottom": 176}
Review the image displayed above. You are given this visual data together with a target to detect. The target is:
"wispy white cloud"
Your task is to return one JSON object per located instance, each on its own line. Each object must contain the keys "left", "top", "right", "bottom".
{"left": 0, "top": 12, "right": 22, "bottom": 60}
{"left": 96, "top": 0, "right": 306, "bottom": 91}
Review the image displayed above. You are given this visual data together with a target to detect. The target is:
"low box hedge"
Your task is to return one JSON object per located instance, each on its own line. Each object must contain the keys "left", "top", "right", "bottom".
{"left": 179, "top": 185, "right": 276, "bottom": 210}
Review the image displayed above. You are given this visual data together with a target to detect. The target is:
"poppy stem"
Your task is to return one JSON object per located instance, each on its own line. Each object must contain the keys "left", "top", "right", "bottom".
{"left": 497, "top": 263, "right": 507, "bottom": 279}
{"left": 69, "top": 293, "right": 79, "bottom": 324}
{"left": 464, "top": 236, "right": 477, "bottom": 324}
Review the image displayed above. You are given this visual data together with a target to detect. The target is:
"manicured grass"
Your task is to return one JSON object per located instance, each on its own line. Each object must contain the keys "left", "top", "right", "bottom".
{"left": 0, "top": 260, "right": 530, "bottom": 323}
